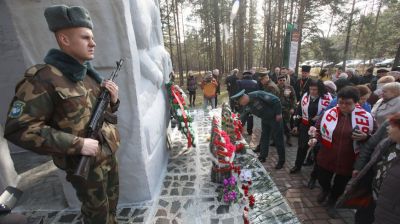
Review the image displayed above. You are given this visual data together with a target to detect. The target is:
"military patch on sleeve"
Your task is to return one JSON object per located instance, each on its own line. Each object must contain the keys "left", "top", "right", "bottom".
{"left": 8, "top": 100, "right": 26, "bottom": 118}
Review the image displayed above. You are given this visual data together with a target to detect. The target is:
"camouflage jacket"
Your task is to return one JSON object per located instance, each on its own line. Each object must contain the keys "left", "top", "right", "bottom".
{"left": 260, "top": 80, "right": 280, "bottom": 97}
{"left": 4, "top": 64, "right": 120, "bottom": 170}
{"left": 278, "top": 84, "right": 297, "bottom": 113}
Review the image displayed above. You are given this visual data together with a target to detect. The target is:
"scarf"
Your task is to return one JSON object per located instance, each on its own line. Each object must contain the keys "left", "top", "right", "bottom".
{"left": 320, "top": 104, "right": 373, "bottom": 151}
{"left": 301, "top": 92, "right": 332, "bottom": 125}
{"left": 44, "top": 49, "right": 103, "bottom": 83}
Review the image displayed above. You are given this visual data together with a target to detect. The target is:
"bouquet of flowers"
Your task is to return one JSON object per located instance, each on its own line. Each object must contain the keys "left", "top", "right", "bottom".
{"left": 219, "top": 176, "right": 243, "bottom": 204}
{"left": 166, "top": 82, "right": 196, "bottom": 147}
{"left": 221, "top": 103, "right": 248, "bottom": 153}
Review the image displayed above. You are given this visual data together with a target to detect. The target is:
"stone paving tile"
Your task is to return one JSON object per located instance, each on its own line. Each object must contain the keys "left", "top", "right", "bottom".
{"left": 147, "top": 109, "right": 299, "bottom": 224}
{"left": 19, "top": 109, "right": 300, "bottom": 224}
{"left": 249, "top": 117, "right": 355, "bottom": 224}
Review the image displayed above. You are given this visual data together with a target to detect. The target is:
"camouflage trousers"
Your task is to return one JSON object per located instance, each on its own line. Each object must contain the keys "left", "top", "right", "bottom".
{"left": 67, "top": 154, "right": 119, "bottom": 224}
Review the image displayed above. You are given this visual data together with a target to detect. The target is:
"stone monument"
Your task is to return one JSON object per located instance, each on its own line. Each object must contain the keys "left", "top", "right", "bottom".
{"left": 0, "top": 0, "right": 172, "bottom": 207}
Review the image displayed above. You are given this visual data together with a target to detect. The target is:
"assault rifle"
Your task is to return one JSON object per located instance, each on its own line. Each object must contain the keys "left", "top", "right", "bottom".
{"left": 73, "top": 59, "right": 124, "bottom": 181}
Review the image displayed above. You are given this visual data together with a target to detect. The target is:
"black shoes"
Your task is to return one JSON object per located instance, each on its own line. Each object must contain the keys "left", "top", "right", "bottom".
{"left": 307, "top": 177, "right": 316, "bottom": 189}
{"left": 289, "top": 166, "right": 301, "bottom": 174}
{"left": 317, "top": 191, "right": 329, "bottom": 204}
{"left": 258, "top": 156, "right": 266, "bottom": 163}
{"left": 252, "top": 145, "right": 261, "bottom": 153}
{"left": 275, "top": 161, "right": 285, "bottom": 170}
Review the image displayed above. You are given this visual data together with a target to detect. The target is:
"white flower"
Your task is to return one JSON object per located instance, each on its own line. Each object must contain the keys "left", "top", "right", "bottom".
{"left": 239, "top": 169, "right": 252, "bottom": 182}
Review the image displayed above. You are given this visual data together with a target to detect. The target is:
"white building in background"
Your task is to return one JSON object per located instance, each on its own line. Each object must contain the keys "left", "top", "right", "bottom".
{"left": 0, "top": 0, "right": 172, "bottom": 207}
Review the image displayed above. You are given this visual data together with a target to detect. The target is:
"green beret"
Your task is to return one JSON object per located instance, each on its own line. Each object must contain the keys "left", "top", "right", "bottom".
{"left": 230, "top": 89, "right": 246, "bottom": 101}
{"left": 44, "top": 5, "right": 93, "bottom": 32}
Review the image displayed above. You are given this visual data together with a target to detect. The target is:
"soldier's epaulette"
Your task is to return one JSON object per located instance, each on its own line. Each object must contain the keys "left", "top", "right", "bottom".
{"left": 24, "top": 64, "right": 48, "bottom": 77}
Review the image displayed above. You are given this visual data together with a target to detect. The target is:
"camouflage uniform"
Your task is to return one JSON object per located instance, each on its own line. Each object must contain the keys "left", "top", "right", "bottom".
{"left": 4, "top": 63, "right": 120, "bottom": 224}
{"left": 260, "top": 80, "right": 280, "bottom": 97}
{"left": 278, "top": 84, "right": 297, "bottom": 125}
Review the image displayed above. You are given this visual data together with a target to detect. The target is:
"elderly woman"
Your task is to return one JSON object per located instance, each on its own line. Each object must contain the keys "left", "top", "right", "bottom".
{"left": 313, "top": 86, "right": 375, "bottom": 218}
{"left": 356, "top": 85, "right": 372, "bottom": 112}
{"left": 339, "top": 113, "right": 400, "bottom": 224}
{"left": 368, "top": 75, "right": 395, "bottom": 106}
{"left": 290, "top": 79, "right": 332, "bottom": 173}
{"left": 323, "top": 80, "right": 337, "bottom": 97}
{"left": 187, "top": 71, "right": 197, "bottom": 107}
{"left": 371, "top": 82, "right": 400, "bottom": 127}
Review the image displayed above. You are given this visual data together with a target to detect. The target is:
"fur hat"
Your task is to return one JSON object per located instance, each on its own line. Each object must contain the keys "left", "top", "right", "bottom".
{"left": 301, "top": 65, "right": 311, "bottom": 73}
{"left": 44, "top": 5, "right": 93, "bottom": 32}
{"left": 323, "top": 80, "right": 337, "bottom": 92}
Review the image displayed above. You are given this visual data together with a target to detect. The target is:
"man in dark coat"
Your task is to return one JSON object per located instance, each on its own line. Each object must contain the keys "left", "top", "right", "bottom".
{"left": 231, "top": 90, "right": 285, "bottom": 169}
{"left": 225, "top": 69, "right": 239, "bottom": 110}
{"left": 294, "top": 65, "right": 312, "bottom": 100}
{"left": 236, "top": 71, "right": 258, "bottom": 135}
{"left": 359, "top": 67, "right": 374, "bottom": 85}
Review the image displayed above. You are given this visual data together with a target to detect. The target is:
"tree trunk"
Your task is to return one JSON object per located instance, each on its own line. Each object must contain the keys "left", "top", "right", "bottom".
{"left": 261, "top": 0, "right": 268, "bottom": 67}
{"left": 180, "top": 2, "right": 189, "bottom": 73}
{"left": 172, "top": 0, "right": 183, "bottom": 85}
{"left": 165, "top": 0, "right": 174, "bottom": 67}
{"left": 289, "top": 0, "right": 294, "bottom": 24}
{"left": 354, "top": 6, "right": 368, "bottom": 59}
{"left": 342, "top": 0, "right": 356, "bottom": 69}
{"left": 275, "top": 0, "right": 284, "bottom": 66}
{"left": 393, "top": 42, "right": 400, "bottom": 70}
{"left": 265, "top": 0, "right": 272, "bottom": 68}
{"left": 295, "top": 0, "right": 307, "bottom": 75}
{"left": 213, "top": 0, "right": 223, "bottom": 74}
{"left": 247, "top": 0, "right": 255, "bottom": 68}
{"left": 370, "top": 0, "right": 382, "bottom": 58}
{"left": 238, "top": 0, "right": 246, "bottom": 71}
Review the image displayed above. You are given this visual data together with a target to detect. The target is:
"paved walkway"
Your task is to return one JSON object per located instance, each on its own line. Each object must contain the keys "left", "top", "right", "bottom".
{"left": 11, "top": 109, "right": 299, "bottom": 224}
{"left": 247, "top": 117, "right": 355, "bottom": 224}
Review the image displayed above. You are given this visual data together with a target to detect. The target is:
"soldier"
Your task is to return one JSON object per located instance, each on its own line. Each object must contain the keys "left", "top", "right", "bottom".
{"left": 259, "top": 69, "right": 280, "bottom": 97}
{"left": 277, "top": 74, "right": 297, "bottom": 146}
{"left": 231, "top": 90, "right": 286, "bottom": 169}
{"left": 236, "top": 71, "right": 259, "bottom": 135}
{"left": 4, "top": 5, "right": 120, "bottom": 224}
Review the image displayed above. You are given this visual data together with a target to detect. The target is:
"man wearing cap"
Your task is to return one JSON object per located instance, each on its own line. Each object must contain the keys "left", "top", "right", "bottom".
{"left": 4, "top": 5, "right": 120, "bottom": 224}
{"left": 359, "top": 67, "right": 374, "bottom": 85}
{"left": 259, "top": 69, "right": 280, "bottom": 97}
{"left": 295, "top": 65, "right": 312, "bottom": 100}
{"left": 231, "top": 90, "right": 286, "bottom": 169}
{"left": 277, "top": 74, "right": 297, "bottom": 146}
{"left": 236, "top": 71, "right": 258, "bottom": 135}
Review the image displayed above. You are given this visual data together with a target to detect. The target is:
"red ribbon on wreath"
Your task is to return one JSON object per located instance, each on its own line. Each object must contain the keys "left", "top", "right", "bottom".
{"left": 171, "top": 85, "right": 192, "bottom": 147}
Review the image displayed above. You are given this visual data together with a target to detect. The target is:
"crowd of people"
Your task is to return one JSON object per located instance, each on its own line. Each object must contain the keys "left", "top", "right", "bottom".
{"left": 184, "top": 64, "right": 400, "bottom": 222}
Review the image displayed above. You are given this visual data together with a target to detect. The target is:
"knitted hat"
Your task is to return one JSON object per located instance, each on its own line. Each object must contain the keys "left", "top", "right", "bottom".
{"left": 338, "top": 73, "right": 348, "bottom": 79}
{"left": 44, "top": 5, "right": 93, "bottom": 32}
{"left": 323, "top": 80, "right": 337, "bottom": 92}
